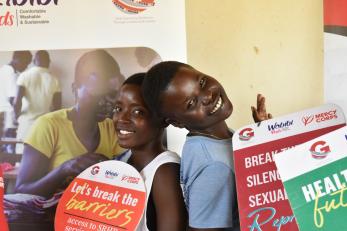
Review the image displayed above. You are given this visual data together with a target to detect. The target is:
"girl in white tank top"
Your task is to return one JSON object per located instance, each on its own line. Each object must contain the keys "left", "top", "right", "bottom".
{"left": 113, "top": 73, "right": 187, "bottom": 231}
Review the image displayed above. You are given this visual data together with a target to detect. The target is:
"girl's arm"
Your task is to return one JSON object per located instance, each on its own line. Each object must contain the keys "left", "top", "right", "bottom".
{"left": 15, "top": 144, "right": 108, "bottom": 198}
{"left": 151, "top": 163, "right": 188, "bottom": 231}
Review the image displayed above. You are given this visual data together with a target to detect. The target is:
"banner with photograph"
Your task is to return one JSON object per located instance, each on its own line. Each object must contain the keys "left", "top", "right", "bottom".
{"left": 0, "top": 1, "right": 186, "bottom": 229}
{"left": 55, "top": 160, "right": 146, "bottom": 231}
{"left": 274, "top": 126, "right": 347, "bottom": 230}
{"left": 233, "top": 104, "right": 346, "bottom": 231}
{"left": 0, "top": 0, "right": 186, "bottom": 60}
{"left": 0, "top": 0, "right": 187, "bottom": 154}
{"left": 324, "top": 0, "right": 347, "bottom": 115}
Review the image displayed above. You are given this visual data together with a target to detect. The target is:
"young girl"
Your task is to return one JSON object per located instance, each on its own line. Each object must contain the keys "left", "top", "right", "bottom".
{"left": 113, "top": 73, "right": 187, "bottom": 231}
{"left": 142, "top": 61, "right": 271, "bottom": 230}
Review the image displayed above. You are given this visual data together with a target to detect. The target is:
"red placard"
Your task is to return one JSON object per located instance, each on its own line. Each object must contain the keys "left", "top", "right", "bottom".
{"left": 233, "top": 104, "right": 346, "bottom": 230}
{"left": 55, "top": 160, "right": 146, "bottom": 231}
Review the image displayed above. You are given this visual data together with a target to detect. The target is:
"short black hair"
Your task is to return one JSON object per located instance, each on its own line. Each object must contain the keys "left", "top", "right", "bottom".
{"left": 123, "top": 72, "right": 145, "bottom": 86}
{"left": 75, "top": 49, "right": 122, "bottom": 86}
{"left": 12, "top": 50, "right": 32, "bottom": 64}
{"left": 142, "top": 61, "right": 191, "bottom": 116}
{"left": 34, "top": 50, "right": 50, "bottom": 68}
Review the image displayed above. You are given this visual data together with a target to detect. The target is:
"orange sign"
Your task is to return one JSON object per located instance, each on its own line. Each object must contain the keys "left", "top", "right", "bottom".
{"left": 55, "top": 160, "right": 146, "bottom": 231}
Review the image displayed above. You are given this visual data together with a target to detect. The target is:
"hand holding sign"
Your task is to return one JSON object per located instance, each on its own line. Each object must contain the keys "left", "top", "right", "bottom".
{"left": 55, "top": 160, "right": 146, "bottom": 231}
{"left": 59, "top": 153, "right": 110, "bottom": 178}
{"left": 251, "top": 94, "right": 273, "bottom": 123}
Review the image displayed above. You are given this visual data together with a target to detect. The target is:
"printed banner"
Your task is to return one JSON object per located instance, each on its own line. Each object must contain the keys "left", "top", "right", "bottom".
{"left": 1, "top": 1, "right": 186, "bottom": 228}
{"left": 0, "top": 0, "right": 186, "bottom": 61}
{"left": 233, "top": 104, "right": 346, "bottom": 231}
{"left": 0, "top": 0, "right": 187, "bottom": 230}
{"left": 55, "top": 160, "right": 146, "bottom": 231}
{"left": 274, "top": 126, "right": 347, "bottom": 230}
{"left": 324, "top": 0, "right": 347, "bottom": 116}
{"left": 0, "top": 0, "right": 187, "bottom": 154}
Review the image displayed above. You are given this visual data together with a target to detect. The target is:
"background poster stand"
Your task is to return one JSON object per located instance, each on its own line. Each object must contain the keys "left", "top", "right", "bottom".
{"left": 0, "top": 0, "right": 186, "bottom": 229}
{"left": 0, "top": 0, "right": 187, "bottom": 154}
{"left": 233, "top": 104, "right": 346, "bottom": 231}
{"left": 275, "top": 126, "right": 347, "bottom": 230}
{"left": 55, "top": 160, "right": 146, "bottom": 231}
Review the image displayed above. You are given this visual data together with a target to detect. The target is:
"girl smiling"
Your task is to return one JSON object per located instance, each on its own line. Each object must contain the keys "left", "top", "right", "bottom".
{"left": 113, "top": 73, "right": 187, "bottom": 231}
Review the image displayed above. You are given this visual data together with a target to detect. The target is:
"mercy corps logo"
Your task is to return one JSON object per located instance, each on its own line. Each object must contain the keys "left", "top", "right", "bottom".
{"left": 302, "top": 110, "right": 338, "bottom": 126}
{"left": 239, "top": 128, "right": 254, "bottom": 141}
{"left": 309, "top": 141, "right": 331, "bottom": 159}
{"left": 91, "top": 166, "right": 100, "bottom": 175}
{"left": 112, "top": 0, "right": 155, "bottom": 14}
{"left": 267, "top": 120, "right": 293, "bottom": 134}
{"left": 121, "top": 175, "right": 140, "bottom": 184}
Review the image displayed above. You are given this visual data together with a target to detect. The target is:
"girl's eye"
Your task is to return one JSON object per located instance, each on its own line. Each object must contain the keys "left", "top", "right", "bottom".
{"left": 187, "top": 99, "right": 196, "bottom": 109}
{"left": 113, "top": 106, "right": 121, "bottom": 113}
{"left": 133, "top": 109, "right": 144, "bottom": 116}
{"left": 199, "top": 77, "right": 206, "bottom": 88}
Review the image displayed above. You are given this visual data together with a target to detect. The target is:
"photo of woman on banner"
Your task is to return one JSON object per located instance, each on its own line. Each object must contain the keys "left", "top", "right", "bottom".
{"left": 4, "top": 49, "right": 125, "bottom": 229}
{"left": 113, "top": 73, "right": 188, "bottom": 231}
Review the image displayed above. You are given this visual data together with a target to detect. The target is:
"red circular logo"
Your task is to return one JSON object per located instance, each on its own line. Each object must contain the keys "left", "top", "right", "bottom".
{"left": 113, "top": 0, "right": 156, "bottom": 14}
{"left": 309, "top": 141, "right": 331, "bottom": 159}
{"left": 239, "top": 128, "right": 254, "bottom": 141}
{"left": 91, "top": 166, "right": 100, "bottom": 175}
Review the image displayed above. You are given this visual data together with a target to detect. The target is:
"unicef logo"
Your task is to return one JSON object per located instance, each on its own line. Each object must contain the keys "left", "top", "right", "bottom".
{"left": 113, "top": 0, "right": 155, "bottom": 14}
{"left": 309, "top": 141, "right": 331, "bottom": 159}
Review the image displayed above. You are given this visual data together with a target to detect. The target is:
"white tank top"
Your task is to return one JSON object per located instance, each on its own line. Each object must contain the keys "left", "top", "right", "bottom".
{"left": 118, "top": 150, "right": 180, "bottom": 231}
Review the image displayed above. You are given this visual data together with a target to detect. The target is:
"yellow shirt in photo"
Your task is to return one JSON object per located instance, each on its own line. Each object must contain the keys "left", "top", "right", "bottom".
{"left": 25, "top": 108, "right": 123, "bottom": 171}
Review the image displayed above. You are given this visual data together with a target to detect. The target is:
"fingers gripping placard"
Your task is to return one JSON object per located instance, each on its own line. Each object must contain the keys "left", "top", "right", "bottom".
{"left": 55, "top": 160, "right": 146, "bottom": 231}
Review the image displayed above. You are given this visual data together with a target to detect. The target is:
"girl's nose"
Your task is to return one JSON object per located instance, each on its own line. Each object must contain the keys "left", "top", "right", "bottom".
{"left": 201, "top": 90, "right": 213, "bottom": 105}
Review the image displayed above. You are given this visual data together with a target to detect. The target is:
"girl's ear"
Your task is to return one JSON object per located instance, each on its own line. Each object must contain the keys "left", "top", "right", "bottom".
{"left": 164, "top": 118, "right": 185, "bottom": 129}
{"left": 160, "top": 118, "right": 169, "bottom": 128}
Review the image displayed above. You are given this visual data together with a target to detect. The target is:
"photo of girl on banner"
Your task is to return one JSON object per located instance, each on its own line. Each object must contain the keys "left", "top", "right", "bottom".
{"left": 0, "top": 47, "right": 162, "bottom": 231}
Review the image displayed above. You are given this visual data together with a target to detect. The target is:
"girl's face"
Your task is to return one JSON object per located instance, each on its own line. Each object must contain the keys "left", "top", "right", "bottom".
{"left": 113, "top": 84, "right": 162, "bottom": 149}
{"left": 75, "top": 73, "right": 118, "bottom": 121}
{"left": 160, "top": 66, "right": 233, "bottom": 133}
